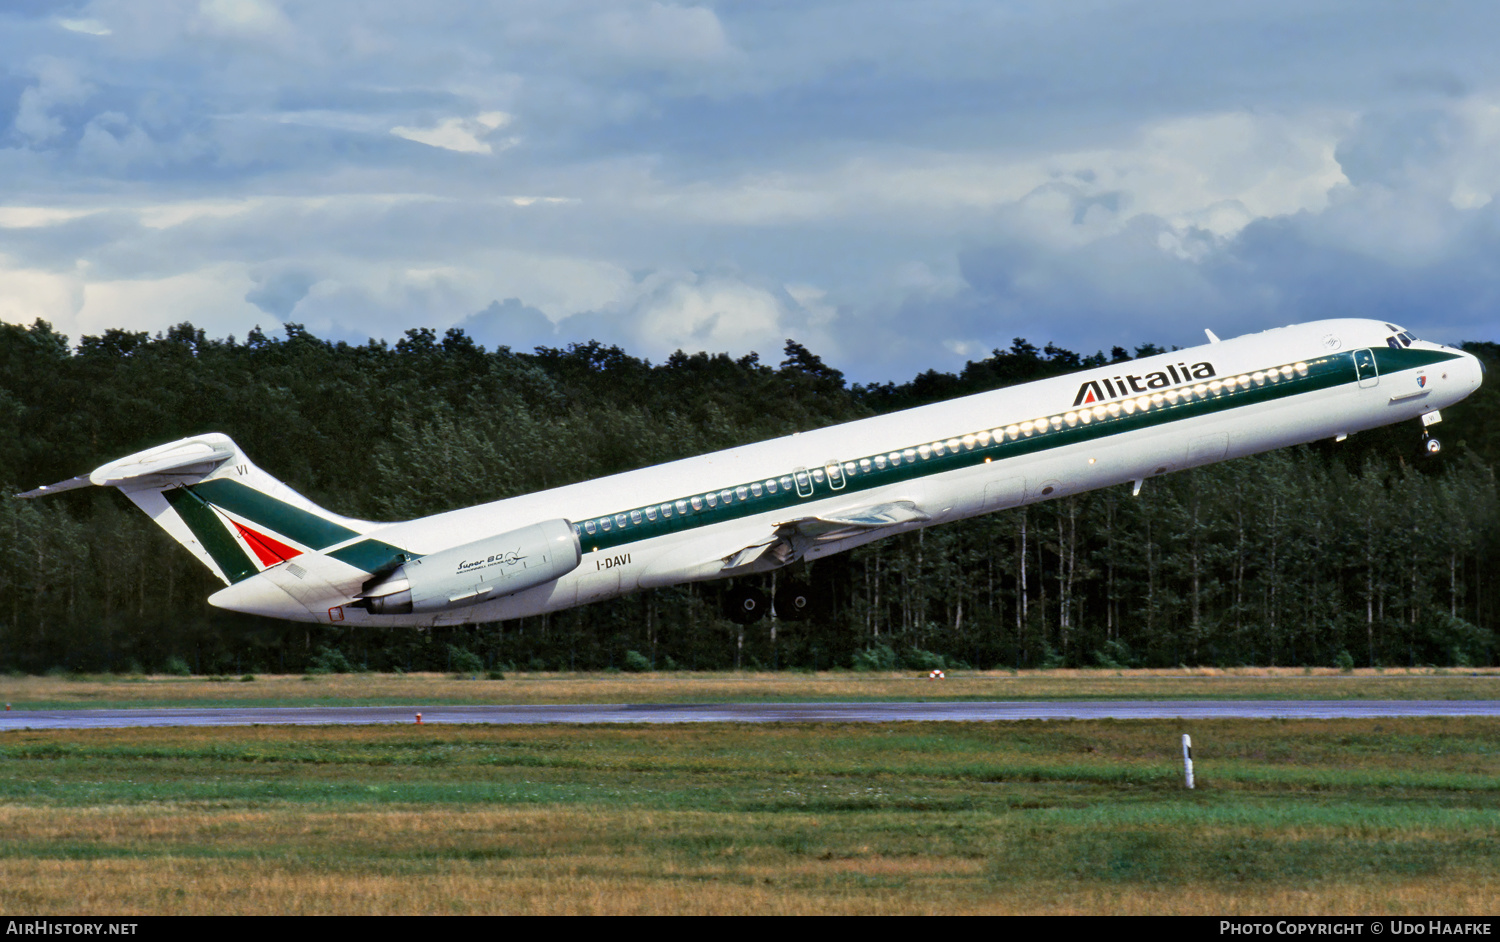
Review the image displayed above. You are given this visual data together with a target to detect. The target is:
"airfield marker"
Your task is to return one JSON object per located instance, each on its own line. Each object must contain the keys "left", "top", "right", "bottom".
{"left": 1183, "top": 733, "right": 1195, "bottom": 789}
{"left": 415, "top": 713, "right": 422, "bottom": 725}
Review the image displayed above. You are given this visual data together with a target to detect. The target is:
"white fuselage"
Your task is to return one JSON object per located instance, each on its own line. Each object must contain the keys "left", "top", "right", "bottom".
{"left": 206, "top": 318, "right": 1484, "bottom": 625}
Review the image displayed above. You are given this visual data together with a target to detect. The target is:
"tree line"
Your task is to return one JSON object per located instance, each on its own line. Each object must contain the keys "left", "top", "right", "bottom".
{"left": 1, "top": 318, "right": 1495, "bottom": 673}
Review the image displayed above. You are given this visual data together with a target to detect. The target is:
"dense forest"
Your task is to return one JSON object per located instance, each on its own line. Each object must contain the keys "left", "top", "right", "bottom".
{"left": 1, "top": 318, "right": 1496, "bottom": 674}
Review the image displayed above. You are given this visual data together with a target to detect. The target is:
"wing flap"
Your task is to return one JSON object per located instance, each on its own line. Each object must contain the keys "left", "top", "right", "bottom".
{"left": 777, "top": 500, "right": 930, "bottom": 539}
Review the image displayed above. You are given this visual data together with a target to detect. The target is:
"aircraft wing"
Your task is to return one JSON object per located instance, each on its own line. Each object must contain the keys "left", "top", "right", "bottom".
{"left": 641, "top": 499, "right": 930, "bottom": 584}
{"left": 775, "top": 499, "right": 931, "bottom": 536}
{"left": 723, "top": 500, "right": 931, "bottom": 569}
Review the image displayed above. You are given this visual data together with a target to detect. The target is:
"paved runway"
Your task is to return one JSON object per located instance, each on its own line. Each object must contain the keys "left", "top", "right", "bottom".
{"left": 2, "top": 700, "right": 1497, "bottom": 730}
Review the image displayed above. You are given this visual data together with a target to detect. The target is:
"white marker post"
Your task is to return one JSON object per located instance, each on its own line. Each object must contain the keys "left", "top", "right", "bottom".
{"left": 1182, "top": 733, "right": 1195, "bottom": 789}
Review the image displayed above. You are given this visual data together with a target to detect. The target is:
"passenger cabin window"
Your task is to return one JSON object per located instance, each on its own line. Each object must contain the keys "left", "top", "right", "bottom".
{"left": 584, "top": 520, "right": 597, "bottom": 534}
{"left": 630, "top": 510, "right": 642, "bottom": 524}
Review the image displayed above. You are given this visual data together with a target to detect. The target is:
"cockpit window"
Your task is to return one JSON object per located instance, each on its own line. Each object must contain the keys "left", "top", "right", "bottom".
{"left": 1385, "top": 325, "right": 1418, "bottom": 349}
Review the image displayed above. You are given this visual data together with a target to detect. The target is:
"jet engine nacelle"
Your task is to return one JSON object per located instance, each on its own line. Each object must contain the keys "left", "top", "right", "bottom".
{"left": 361, "top": 518, "right": 581, "bottom": 615}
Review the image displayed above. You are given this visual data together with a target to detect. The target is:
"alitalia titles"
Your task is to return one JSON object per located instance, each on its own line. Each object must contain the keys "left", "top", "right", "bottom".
{"left": 1074, "top": 362, "right": 1217, "bottom": 407}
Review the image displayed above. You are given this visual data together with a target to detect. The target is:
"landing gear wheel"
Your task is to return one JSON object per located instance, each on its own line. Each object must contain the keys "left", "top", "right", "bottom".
{"left": 724, "top": 586, "right": 769, "bottom": 624}
{"left": 774, "top": 581, "right": 814, "bottom": 621}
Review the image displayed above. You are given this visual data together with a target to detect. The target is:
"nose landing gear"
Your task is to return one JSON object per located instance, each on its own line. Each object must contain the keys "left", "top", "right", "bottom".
{"left": 1420, "top": 410, "right": 1443, "bottom": 457}
{"left": 1422, "top": 427, "right": 1442, "bottom": 456}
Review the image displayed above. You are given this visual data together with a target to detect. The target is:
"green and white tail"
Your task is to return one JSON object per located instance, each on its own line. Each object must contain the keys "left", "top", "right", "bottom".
{"left": 18, "top": 433, "right": 378, "bottom": 585}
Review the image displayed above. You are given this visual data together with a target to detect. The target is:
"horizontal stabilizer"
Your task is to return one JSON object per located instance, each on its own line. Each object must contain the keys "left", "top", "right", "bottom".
{"left": 90, "top": 438, "right": 236, "bottom": 487}
{"left": 15, "top": 475, "right": 94, "bottom": 499}
{"left": 15, "top": 432, "right": 378, "bottom": 588}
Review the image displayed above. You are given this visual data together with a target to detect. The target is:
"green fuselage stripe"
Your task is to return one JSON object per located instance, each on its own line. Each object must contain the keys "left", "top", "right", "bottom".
{"left": 575, "top": 347, "right": 1460, "bottom": 554}
{"left": 164, "top": 488, "right": 259, "bottom": 584}
{"left": 327, "top": 539, "right": 410, "bottom": 575}
{"left": 189, "top": 478, "right": 358, "bottom": 550}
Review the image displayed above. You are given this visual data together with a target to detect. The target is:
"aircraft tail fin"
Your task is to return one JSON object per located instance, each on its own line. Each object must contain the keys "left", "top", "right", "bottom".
{"left": 17, "top": 433, "right": 377, "bottom": 586}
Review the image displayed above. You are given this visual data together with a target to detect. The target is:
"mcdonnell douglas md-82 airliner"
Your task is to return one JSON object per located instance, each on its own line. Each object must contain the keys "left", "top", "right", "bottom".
{"left": 19, "top": 319, "right": 1484, "bottom": 627}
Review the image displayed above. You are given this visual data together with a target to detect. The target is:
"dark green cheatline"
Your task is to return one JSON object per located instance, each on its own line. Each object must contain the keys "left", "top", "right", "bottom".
{"left": 190, "top": 479, "right": 359, "bottom": 550}
{"left": 575, "top": 348, "right": 1458, "bottom": 554}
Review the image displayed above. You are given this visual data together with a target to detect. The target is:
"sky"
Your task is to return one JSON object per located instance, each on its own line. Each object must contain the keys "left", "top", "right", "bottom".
{"left": 2, "top": 1, "right": 1498, "bottom": 382}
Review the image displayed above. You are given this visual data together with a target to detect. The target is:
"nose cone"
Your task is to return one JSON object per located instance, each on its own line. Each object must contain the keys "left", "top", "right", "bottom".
{"left": 1458, "top": 349, "right": 1484, "bottom": 397}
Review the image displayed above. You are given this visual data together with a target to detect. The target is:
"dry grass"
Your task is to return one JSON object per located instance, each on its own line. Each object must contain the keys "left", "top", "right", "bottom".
{"left": 3, "top": 666, "right": 1497, "bottom": 710}
{"left": 0, "top": 720, "right": 1496, "bottom": 915}
{"left": 1, "top": 804, "right": 1495, "bottom": 915}
{"left": 5, "top": 856, "right": 1495, "bottom": 915}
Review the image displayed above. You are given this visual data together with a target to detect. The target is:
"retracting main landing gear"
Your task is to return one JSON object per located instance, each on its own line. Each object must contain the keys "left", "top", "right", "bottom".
{"left": 724, "top": 585, "right": 769, "bottom": 625}
{"left": 773, "top": 581, "right": 814, "bottom": 622}
{"left": 722, "top": 580, "right": 819, "bottom": 624}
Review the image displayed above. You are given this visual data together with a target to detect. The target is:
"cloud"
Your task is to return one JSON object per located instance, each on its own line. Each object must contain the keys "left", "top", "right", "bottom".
{"left": 11, "top": 57, "right": 93, "bottom": 145}
{"left": 538, "top": 270, "right": 844, "bottom": 365}
{"left": 0, "top": 207, "right": 96, "bottom": 228}
{"left": 2, "top": 2, "right": 1500, "bottom": 384}
{"left": 73, "top": 264, "right": 263, "bottom": 338}
{"left": 0, "top": 255, "right": 85, "bottom": 328}
{"left": 588, "top": 2, "right": 734, "bottom": 67}
{"left": 57, "top": 18, "right": 111, "bottom": 36}
{"left": 460, "top": 297, "right": 556, "bottom": 351}
{"left": 391, "top": 112, "right": 514, "bottom": 155}
{"left": 195, "top": 0, "right": 290, "bottom": 38}
{"left": 245, "top": 268, "right": 316, "bottom": 317}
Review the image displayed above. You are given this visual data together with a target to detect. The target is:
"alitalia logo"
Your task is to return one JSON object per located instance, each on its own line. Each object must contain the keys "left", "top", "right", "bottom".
{"left": 1073, "top": 362, "right": 1218, "bottom": 407}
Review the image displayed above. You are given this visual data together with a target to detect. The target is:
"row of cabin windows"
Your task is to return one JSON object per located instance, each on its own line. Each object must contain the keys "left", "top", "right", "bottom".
{"left": 579, "top": 359, "right": 1314, "bottom": 538}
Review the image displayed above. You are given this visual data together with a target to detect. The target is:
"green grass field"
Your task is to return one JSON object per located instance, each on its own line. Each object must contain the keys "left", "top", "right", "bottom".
{"left": 1, "top": 671, "right": 1496, "bottom": 914}
{"left": 3, "top": 665, "right": 1498, "bottom": 710}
